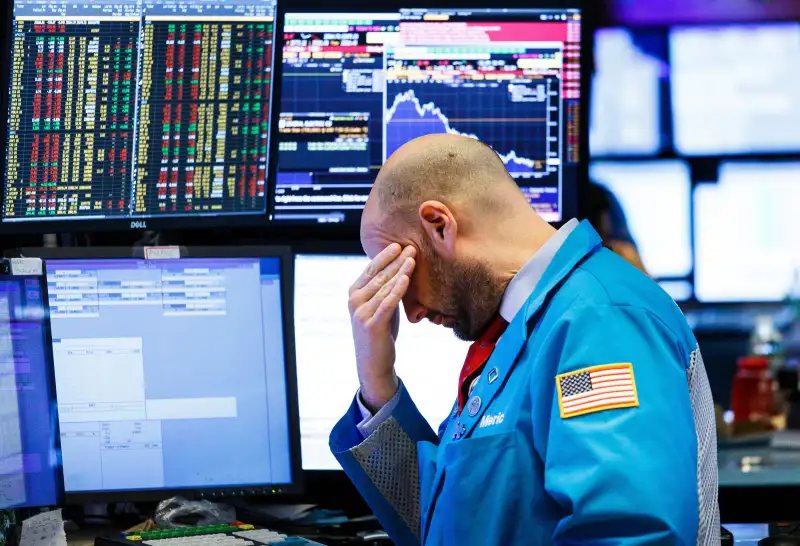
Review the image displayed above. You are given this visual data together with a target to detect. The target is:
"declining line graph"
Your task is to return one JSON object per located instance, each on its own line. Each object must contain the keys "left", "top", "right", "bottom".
{"left": 384, "top": 86, "right": 552, "bottom": 177}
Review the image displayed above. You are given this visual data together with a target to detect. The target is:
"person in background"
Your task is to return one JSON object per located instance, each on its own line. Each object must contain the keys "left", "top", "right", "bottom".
{"left": 330, "top": 133, "right": 719, "bottom": 545}
{"left": 581, "top": 180, "right": 649, "bottom": 276}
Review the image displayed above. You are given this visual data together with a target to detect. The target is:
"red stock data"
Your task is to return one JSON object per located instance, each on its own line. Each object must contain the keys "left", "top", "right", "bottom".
{"left": 276, "top": 8, "right": 583, "bottom": 224}
{"left": 2, "top": 0, "right": 277, "bottom": 225}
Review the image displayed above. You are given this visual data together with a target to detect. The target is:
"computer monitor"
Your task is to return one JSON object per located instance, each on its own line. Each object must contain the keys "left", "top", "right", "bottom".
{"left": 1, "top": 0, "right": 279, "bottom": 232}
{"left": 590, "top": 28, "right": 668, "bottom": 157}
{"left": 23, "top": 247, "right": 300, "bottom": 501}
{"left": 294, "top": 254, "right": 468, "bottom": 470}
{"left": 588, "top": 160, "right": 692, "bottom": 281}
{"left": 274, "top": 6, "right": 588, "bottom": 225}
{"left": 694, "top": 162, "right": 800, "bottom": 303}
{"left": 669, "top": 23, "right": 800, "bottom": 156}
{"left": 0, "top": 268, "right": 61, "bottom": 508}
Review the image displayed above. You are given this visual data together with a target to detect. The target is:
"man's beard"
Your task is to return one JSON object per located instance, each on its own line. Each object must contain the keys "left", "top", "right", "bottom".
{"left": 421, "top": 242, "right": 506, "bottom": 341}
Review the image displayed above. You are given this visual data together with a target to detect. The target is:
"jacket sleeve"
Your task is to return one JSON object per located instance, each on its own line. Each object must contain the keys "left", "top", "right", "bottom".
{"left": 536, "top": 304, "right": 705, "bottom": 546}
{"left": 330, "top": 381, "right": 438, "bottom": 546}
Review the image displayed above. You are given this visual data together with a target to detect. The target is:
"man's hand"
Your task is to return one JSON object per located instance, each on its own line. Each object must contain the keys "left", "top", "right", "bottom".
{"left": 349, "top": 243, "right": 416, "bottom": 412}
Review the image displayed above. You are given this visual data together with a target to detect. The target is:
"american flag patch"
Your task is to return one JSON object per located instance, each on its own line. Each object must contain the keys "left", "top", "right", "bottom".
{"left": 556, "top": 363, "right": 639, "bottom": 419}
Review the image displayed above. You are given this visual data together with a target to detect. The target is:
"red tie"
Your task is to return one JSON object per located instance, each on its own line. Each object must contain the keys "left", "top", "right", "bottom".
{"left": 457, "top": 315, "right": 509, "bottom": 414}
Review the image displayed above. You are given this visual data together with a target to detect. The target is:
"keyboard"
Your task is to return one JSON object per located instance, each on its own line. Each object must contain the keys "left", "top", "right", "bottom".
{"left": 97, "top": 523, "right": 324, "bottom": 546}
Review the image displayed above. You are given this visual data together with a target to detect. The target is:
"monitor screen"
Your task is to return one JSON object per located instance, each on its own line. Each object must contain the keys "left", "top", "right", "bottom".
{"left": 0, "top": 274, "right": 60, "bottom": 509}
{"left": 590, "top": 28, "right": 668, "bottom": 157}
{"left": 670, "top": 23, "right": 800, "bottom": 155}
{"left": 294, "top": 254, "right": 468, "bottom": 470}
{"left": 275, "top": 7, "right": 584, "bottom": 224}
{"left": 41, "top": 256, "right": 295, "bottom": 496}
{"left": 2, "top": 0, "right": 278, "bottom": 229}
{"left": 589, "top": 160, "right": 692, "bottom": 280}
{"left": 694, "top": 162, "right": 800, "bottom": 303}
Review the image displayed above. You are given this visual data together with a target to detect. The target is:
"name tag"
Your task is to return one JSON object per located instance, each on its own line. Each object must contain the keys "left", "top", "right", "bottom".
{"left": 479, "top": 412, "right": 505, "bottom": 429}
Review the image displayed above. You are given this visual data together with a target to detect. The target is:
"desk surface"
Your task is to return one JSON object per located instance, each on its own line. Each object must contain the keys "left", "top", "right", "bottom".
{"left": 67, "top": 526, "right": 121, "bottom": 546}
{"left": 719, "top": 446, "right": 800, "bottom": 487}
{"left": 58, "top": 519, "right": 773, "bottom": 545}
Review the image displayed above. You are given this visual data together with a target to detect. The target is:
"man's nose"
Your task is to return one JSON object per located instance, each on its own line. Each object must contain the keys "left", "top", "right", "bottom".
{"left": 403, "top": 298, "right": 427, "bottom": 324}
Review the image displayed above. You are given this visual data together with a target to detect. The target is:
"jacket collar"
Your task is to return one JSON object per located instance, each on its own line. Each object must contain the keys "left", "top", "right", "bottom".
{"left": 425, "top": 221, "right": 604, "bottom": 541}
{"left": 460, "top": 219, "right": 604, "bottom": 439}
{"left": 498, "top": 218, "right": 580, "bottom": 322}
{"left": 519, "top": 219, "right": 604, "bottom": 327}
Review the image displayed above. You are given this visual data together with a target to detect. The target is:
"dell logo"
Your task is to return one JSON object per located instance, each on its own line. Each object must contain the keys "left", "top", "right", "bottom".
{"left": 130, "top": 221, "right": 147, "bottom": 229}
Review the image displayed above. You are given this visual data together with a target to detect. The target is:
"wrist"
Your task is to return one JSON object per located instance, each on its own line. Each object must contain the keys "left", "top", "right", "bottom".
{"left": 360, "top": 372, "right": 399, "bottom": 413}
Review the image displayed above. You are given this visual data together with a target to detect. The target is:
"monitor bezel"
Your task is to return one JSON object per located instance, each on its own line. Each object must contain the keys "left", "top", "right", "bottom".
{"left": 13, "top": 245, "right": 304, "bottom": 503}
{"left": 273, "top": 0, "right": 593, "bottom": 230}
{"left": 0, "top": 269, "right": 65, "bottom": 509}
{"left": 0, "top": 2, "right": 287, "bottom": 234}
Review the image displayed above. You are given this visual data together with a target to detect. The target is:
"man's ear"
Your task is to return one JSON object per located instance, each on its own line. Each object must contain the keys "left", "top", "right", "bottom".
{"left": 418, "top": 200, "right": 457, "bottom": 258}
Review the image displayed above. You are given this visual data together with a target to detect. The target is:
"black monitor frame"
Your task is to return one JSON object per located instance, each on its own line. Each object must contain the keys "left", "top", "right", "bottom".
{"left": 0, "top": 1, "right": 287, "bottom": 234}
{"left": 0, "top": 264, "right": 64, "bottom": 509}
{"left": 12, "top": 245, "right": 303, "bottom": 503}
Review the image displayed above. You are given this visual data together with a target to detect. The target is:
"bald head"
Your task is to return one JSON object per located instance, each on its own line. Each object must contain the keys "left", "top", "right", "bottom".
{"left": 365, "top": 133, "right": 526, "bottom": 229}
{"left": 359, "top": 134, "right": 556, "bottom": 340}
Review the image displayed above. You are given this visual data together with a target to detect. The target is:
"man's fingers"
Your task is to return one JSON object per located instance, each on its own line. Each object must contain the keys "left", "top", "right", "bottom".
{"left": 349, "top": 246, "right": 416, "bottom": 311}
{"left": 358, "top": 246, "right": 414, "bottom": 300}
{"left": 372, "top": 274, "right": 410, "bottom": 326}
{"left": 348, "top": 253, "right": 404, "bottom": 313}
{"left": 358, "top": 257, "right": 415, "bottom": 319}
{"left": 350, "top": 244, "right": 401, "bottom": 293}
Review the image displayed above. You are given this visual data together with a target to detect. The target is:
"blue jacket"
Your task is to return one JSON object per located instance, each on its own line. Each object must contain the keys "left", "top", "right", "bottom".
{"left": 330, "top": 221, "right": 719, "bottom": 545}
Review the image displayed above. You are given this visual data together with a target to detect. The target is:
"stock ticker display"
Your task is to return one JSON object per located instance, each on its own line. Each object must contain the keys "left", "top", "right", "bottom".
{"left": 3, "top": 0, "right": 277, "bottom": 225}
{"left": 276, "top": 9, "right": 583, "bottom": 224}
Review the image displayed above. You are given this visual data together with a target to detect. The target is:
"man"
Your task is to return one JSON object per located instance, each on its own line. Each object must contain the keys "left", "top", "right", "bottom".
{"left": 330, "top": 134, "right": 719, "bottom": 545}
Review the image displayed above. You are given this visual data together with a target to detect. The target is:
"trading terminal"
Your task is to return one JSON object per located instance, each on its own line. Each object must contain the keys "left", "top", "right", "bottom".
{"left": 0, "top": 0, "right": 798, "bottom": 544}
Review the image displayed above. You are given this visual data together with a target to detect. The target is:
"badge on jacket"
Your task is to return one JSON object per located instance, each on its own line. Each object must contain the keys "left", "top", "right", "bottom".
{"left": 556, "top": 363, "right": 639, "bottom": 419}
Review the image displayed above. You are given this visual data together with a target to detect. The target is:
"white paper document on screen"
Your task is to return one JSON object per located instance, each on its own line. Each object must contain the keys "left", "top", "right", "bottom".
{"left": 295, "top": 255, "right": 469, "bottom": 470}
{"left": 52, "top": 338, "right": 147, "bottom": 422}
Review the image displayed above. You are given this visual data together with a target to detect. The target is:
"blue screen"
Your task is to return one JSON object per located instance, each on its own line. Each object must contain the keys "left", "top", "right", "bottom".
{"left": 0, "top": 276, "right": 60, "bottom": 508}
{"left": 275, "top": 8, "right": 584, "bottom": 224}
{"left": 43, "top": 257, "right": 293, "bottom": 493}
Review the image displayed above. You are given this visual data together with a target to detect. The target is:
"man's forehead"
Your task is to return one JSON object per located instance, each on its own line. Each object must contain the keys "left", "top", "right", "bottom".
{"left": 360, "top": 229, "right": 391, "bottom": 259}
{"left": 361, "top": 218, "right": 418, "bottom": 259}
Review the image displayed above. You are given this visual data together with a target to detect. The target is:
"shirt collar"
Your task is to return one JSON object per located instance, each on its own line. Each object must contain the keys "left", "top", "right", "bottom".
{"left": 498, "top": 218, "right": 580, "bottom": 322}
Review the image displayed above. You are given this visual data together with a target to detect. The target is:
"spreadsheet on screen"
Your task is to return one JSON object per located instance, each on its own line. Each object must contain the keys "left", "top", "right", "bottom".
{"left": 3, "top": 0, "right": 278, "bottom": 224}
{"left": 42, "top": 256, "right": 293, "bottom": 492}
